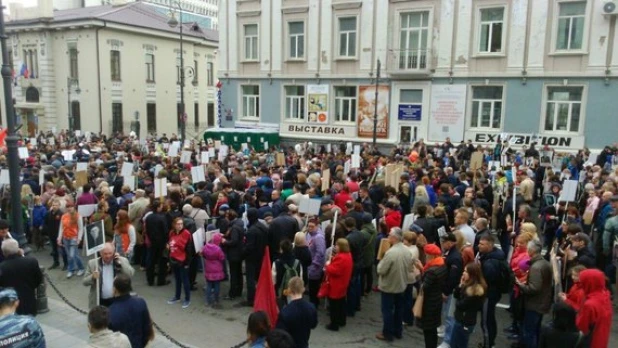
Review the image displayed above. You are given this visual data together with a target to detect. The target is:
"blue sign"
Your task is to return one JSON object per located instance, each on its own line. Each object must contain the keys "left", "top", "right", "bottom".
{"left": 398, "top": 104, "right": 422, "bottom": 121}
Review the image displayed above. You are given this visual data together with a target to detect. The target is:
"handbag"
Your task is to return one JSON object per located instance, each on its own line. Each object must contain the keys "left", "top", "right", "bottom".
{"left": 317, "top": 276, "right": 331, "bottom": 298}
{"left": 412, "top": 289, "right": 424, "bottom": 318}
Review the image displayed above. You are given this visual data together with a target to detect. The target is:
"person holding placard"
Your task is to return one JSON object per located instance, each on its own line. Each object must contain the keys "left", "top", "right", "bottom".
{"left": 82, "top": 243, "right": 134, "bottom": 308}
{"left": 324, "top": 238, "right": 353, "bottom": 332}
{"left": 57, "top": 202, "right": 85, "bottom": 278}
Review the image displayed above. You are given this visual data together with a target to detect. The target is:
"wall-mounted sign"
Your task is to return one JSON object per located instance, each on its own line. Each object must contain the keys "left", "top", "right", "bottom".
{"left": 280, "top": 124, "right": 356, "bottom": 138}
{"left": 357, "top": 85, "right": 389, "bottom": 138}
{"left": 307, "top": 84, "right": 329, "bottom": 124}
{"left": 466, "top": 131, "right": 585, "bottom": 149}
{"left": 428, "top": 84, "right": 467, "bottom": 142}
{"left": 398, "top": 104, "right": 422, "bottom": 121}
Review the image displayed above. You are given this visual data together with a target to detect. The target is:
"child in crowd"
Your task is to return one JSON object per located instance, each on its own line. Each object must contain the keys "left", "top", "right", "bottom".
{"left": 202, "top": 233, "right": 225, "bottom": 308}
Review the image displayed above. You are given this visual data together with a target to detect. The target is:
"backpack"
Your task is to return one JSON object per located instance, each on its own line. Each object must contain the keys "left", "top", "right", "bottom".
{"left": 278, "top": 259, "right": 299, "bottom": 297}
{"left": 497, "top": 259, "right": 515, "bottom": 294}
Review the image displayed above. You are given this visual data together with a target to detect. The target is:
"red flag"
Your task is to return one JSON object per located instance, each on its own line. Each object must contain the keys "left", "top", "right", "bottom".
{"left": 0, "top": 128, "right": 7, "bottom": 147}
{"left": 253, "top": 246, "right": 278, "bottom": 328}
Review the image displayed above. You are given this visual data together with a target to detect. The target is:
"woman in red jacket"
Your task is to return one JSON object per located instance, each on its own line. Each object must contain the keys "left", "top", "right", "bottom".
{"left": 324, "top": 238, "right": 353, "bottom": 332}
{"left": 576, "top": 269, "right": 612, "bottom": 348}
{"left": 383, "top": 201, "right": 402, "bottom": 232}
{"left": 559, "top": 265, "right": 586, "bottom": 311}
{"left": 167, "top": 217, "right": 193, "bottom": 309}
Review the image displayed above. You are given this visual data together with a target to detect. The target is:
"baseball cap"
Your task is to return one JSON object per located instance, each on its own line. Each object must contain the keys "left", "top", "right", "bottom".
{"left": 219, "top": 204, "right": 230, "bottom": 211}
{"left": 321, "top": 198, "right": 333, "bottom": 206}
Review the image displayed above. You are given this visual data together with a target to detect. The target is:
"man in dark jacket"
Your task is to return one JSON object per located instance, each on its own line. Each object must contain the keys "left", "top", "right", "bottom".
{"left": 414, "top": 205, "right": 440, "bottom": 246}
{"left": 145, "top": 200, "right": 169, "bottom": 286}
{"left": 440, "top": 233, "right": 463, "bottom": 347}
{"left": 268, "top": 205, "right": 299, "bottom": 261}
{"left": 516, "top": 240, "right": 552, "bottom": 348}
{"left": 222, "top": 212, "right": 245, "bottom": 299}
{"left": 478, "top": 235, "right": 506, "bottom": 348}
{"left": 570, "top": 232, "right": 596, "bottom": 269}
{"left": 276, "top": 277, "right": 317, "bottom": 348}
{"left": 108, "top": 274, "right": 154, "bottom": 348}
{"left": 257, "top": 196, "right": 273, "bottom": 219}
{"left": 270, "top": 190, "right": 285, "bottom": 218}
{"left": 473, "top": 218, "right": 496, "bottom": 255}
{"left": 0, "top": 239, "right": 43, "bottom": 316}
{"left": 344, "top": 217, "right": 367, "bottom": 317}
{"left": 238, "top": 208, "right": 268, "bottom": 307}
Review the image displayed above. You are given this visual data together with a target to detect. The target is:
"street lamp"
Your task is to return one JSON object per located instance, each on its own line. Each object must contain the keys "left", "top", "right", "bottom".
{"left": 67, "top": 77, "right": 81, "bottom": 132}
{"left": 0, "top": 0, "right": 27, "bottom": 248}
{"left": 168, "top": 3, "right": 194, "bottom": 145}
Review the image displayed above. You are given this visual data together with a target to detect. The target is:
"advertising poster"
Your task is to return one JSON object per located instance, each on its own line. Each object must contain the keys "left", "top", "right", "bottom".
{"left": 428, "top": 84, "right": 467, "bottom": 142}
{"left": 357, "top": 85, "right": 390, "bottom": 138}
{"left": 307, "top": 84, "right": 329, "bottom": 124}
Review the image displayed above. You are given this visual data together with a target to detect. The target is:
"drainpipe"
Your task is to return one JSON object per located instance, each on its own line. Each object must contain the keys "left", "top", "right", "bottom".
{"left": 316, "top": 0, "right": 322, "bottom": 82}
{"left": 269, "top": 0, "right": 273, "bottom": 82}
{"left": 521, "top": 0, "right": 533, "bottom": 84}
{"left": 605, "top": 16, "right": 616, "bottom": 85}
{"left": 448, "top": 0, "right": 459, "bottom": 83}
{"left": 371, "top": 0, "right": 377, "bottom": 76}
{"left": 95, "top": 21, "right": 106, "bottom": 133}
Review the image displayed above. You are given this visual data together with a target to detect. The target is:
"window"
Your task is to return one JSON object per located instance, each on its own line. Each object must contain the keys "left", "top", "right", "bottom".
{"left": 241, "top": 85, "right": 260, "bottom": 119}
{"left": 24, "top": 49, "right": 38, "bottom": 79}
{"left": 556, "top": 1, "right": 586, "bottom": 51}
{"left": 145, "top": 53, "right": 155, "bottom": 82}
{"left": 110, "top": 50, "right": 121, "bottom": 81}
{"left": 544, "top": 86, "right": 583, "bottom": 132}
{"left": 207, "top": 103, "right": 215, "bottom": 127}
{"left": 338, "top": 17, "right": 357, "bottom": 58}
{"left": 400, "top": 89, "right": 423, "bottom": 104}
{"left": 399, "top": 12, "right": 429, "bottom": 70}
{"left": 471, "top": 86, "right": 503, "bottom": 129}
{"left": 334, "top": 86, "right": 357, "bottom": 122}
{"left": 244, "top": 24, "right": 259, "bottom": 60}
{"left": 147, "top": 103, "right": 157, "bottom": 133}
{"left": 284, "top": 86, "right": 305, "bottom": 120}
{"left": 69, "top": 46, "right": 79, "bottom": 80}
{"left": 478, "top": 8, "right": 504, "bottom": 53}
{"left": 193, "top": 60, "right": 198, "bottom": 85}
{"left": 194, "top": 103, "right": 199, "bottom": 127}
{"left": 288, "top": 21, "right": 305, "bottom": 59}
{"left": 207, "top": 62, "right": 214, "bottom": 86}
{"left": 71, "top": 101, "right": 81, "bottom": 131}
{"left": 112, "top": 103, "right": 123, "bottom": 133}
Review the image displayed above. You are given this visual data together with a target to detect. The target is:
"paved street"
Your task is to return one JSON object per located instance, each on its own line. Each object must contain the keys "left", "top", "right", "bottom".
{"left": 33, "top": 249, "right": 618, "bottom": 348}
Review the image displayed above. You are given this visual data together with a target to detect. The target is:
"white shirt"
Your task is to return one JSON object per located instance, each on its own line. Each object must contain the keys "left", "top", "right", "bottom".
{"left": 458, "top": 224, "right": 476, "bottom": 246}
{"left": 101, "top": 262, "right": 114, "bottom": 300}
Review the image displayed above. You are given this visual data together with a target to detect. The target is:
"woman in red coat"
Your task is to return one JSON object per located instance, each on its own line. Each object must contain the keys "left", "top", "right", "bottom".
{"left": 576, "top": 269, "right": 612, "bottom": 348}
{"left": 559, "top": 265, "right": 586, "bottom": 311}
{"left": 324, "top": 238, "right": 353, "bottom": 331}
{"left": 383, "top": 202, "right": 402, "bottom": 232}
{"left": 167, "top": 217, "right": 193, "bottom": 309}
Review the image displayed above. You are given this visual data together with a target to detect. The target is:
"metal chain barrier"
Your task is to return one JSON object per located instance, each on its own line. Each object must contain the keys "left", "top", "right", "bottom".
{"left": 44, "top": 273, "right": 247, "bottom": 348}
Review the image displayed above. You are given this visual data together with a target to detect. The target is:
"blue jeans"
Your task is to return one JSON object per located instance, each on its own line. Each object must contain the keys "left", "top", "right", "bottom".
{"left": 381, "top": 291, "right": 404, "bottom": 340}
{"left": 62, "top": 238, "right": 84, "bottom": 272}
{"left": 521, "top": 310, "right": 543, "bottom": 348}
{"left": 442, "top": 294, "right": 455, "bottom": 344}
{"left": 346, "top": 270, "right": 361, "bottom": 316}
{"left": 205, "top": 280, "right": 220, "bottom": 304}
{"left": 172, "top": 264, "right": 191, "bottom": 302}
{"left": 402, "top": 284, "right": 415, "bottom": 325}
{"left": 451, "top": 321, "right": 475, "bottom": 348}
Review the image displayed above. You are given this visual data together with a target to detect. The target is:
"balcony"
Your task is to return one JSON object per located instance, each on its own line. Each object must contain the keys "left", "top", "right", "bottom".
{"left": 386, "top": 49, "right": 431, "bottom": 76}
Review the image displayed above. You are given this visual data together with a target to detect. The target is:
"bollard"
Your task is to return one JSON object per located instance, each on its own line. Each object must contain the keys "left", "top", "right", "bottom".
{"left": 36, "top": 266, "right": 50, "bottom": 314}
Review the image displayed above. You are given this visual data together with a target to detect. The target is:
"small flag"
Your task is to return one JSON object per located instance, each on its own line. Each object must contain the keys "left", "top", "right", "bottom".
{"left": 20, "top": 63, "right": 29, "bottom": 79}
{"left": 0, "top": 128, "right": 8, "bottom": 147}
{"left": 253, "top": 246, "right": 278, "bottom": 328}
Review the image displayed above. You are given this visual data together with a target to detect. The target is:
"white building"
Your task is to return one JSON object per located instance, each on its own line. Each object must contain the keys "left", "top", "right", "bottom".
{"left": 1, "top": 0, "right": 219, "bottom": 138}
{"left": 218, "top": 0, "right": 618, "bottom": 150}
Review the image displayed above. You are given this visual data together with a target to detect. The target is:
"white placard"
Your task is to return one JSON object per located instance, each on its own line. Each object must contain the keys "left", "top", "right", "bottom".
{"left": 0, "top": 170, "right": 9, "bottom": 185}
{"left": 247, "top": 137, "right": 251, "bottom": 143}
{"left": 184, "top": 140, "right": 191, "bottom": 149}
{"left": 346, "top": 142, "right": 353, "bottom": 155}
{"left": 241, "top": 143, "right": 248, "bottom": 151}
{"left": 218, "top": 145, "right": 229, "bottom": 161}
{"left": 39, "top": 170, "right": 45, "bottom": 186}
{"left": 85, "top": 220, "right": 105, "bottom": 256}
{"left": 354, "top": 145, "right": 361, "bottom": 155}
{"left": 172, "top": 141, "right": 181, "bottom": 149}
{"left": 191, "top": 165, "right": 206, "bottom": 183}
{"left": 298, "top": 197, "right": 321, "bottom": 216}
{"left": 351, "top": 154, "right": 361, "bottom": 168}
{"left": 62, "top": 150, "right": 76, "bottom": 161}
{"left": 18, "top": 147, "right": 29, "bottom": 159}
{"left": 168, "top": 144, "right": 179, "bottom": 157}
{"left": 124, "top": 175, "right": 136, "bottom": 191}
{"left": 48, "top": 137, "right": 55, "bottom": 145}
{"left": 193, "top": 228, "right": 206, "bottom": 253}
{"left": 75, "top": 130, "right": 81, "bottom": 137}
{"left": 264, "top": 141, "right": 269, "bottom": 150}
{"left": 326, "top": 144, "right": 332, "bottom": 153}
{"left": 233, "top": 136, "right": 238, "bottom": 142}
{"left": 121, "top": 162, "right": 133, "bottom": 178}
{"left": 214, "top": 140, "right": 221, "bottom": 149}
{"left": 344, "top": 160, "right": 351, "bottom": 176}
{"left": 76, "top": 162, "right": 88, "bottom": 172}
{"left": 154, "top": 178, "right": 168, "bottom": 198}
{"left": 208, "top": 148, "right": 215, "bottom": 157}
{"left": 180, "top": 151, "right": 192, "bottom": 164}
{"left": 78, "top": 204, "right": 97, "bottom": 218}
{"left": 201, "top": 151, "right": 210, "bottom": 164}
{"left": 30, "top": 138, "right": 37, "bottom": 146}
{"left": 428, "top": 84, "right": 467, "bottom": 143}
{"left": 402, "top": 213, "right": 415, "bottom": 231}
{"left": 51, "top": 127, "right": 57, "bottom": 134}
{"left": 154, "top": 164, "right": 163, "bottom": 177}
{"left": 560, "top": 180, "right": 579, "bottom": 202}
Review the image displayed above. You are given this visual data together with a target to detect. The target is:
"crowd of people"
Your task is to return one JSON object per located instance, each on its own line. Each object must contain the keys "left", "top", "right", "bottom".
{"left": 0, "top": 129, "right": 617, "bottom": 348}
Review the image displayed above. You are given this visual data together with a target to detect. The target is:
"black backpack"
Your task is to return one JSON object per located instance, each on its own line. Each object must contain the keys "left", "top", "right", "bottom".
{"left": 497, "top": 259, "right": 515, "bottom": 294}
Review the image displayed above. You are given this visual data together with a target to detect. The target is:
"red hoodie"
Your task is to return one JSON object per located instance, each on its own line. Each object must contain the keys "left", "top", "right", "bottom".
{"left": 384, "top": 210, "right": 402, "bottom": 232}
{"left": 576, "top": 269, "right": 612, "bottom": 348}
{"left": 564, "top": 281, "right": 585, "bottom": 311}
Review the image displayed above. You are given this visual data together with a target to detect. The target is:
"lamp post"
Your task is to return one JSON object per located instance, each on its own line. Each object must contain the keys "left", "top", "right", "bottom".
{"left": 67, "top": 77, "right": 81, "bottom": 132}
{"left": 168, "top": 3, "right": 194, "bottom": 145}
{"left": 371, "top": 59, "right": 382, "bottom": 151}
{"left": 0, "top": 0, "right": 27, "bottom": 247}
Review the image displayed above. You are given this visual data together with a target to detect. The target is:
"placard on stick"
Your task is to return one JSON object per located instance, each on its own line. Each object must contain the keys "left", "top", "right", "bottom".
{"left": 470, "top": 152, "right": 484, "bottom": 171}
{"left": 85, "top": 220, "right": 105, "bottom": 256}
{"left": 321, "top": 168, "right": 331, "bottom": 191}
{"left": 154, "top": 178, "right": 168, "bottom": 198}
{"left": 299, "top": 197, "right": 321, "bottom": 216}
{"left": 75, "top": 171, "right": 88, "bottom": 188}
{"left": 275, "top": 153, "right": 285, "bottom": 167}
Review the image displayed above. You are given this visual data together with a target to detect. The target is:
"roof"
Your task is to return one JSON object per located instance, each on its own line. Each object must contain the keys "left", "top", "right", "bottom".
{"left": 8, "top": 2, "right": 218, "bottom": 42}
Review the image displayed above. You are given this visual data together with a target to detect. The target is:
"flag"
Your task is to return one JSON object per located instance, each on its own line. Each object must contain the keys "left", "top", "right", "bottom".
{"left": 20, "top": 63, "right": 29, "bottom": 79}
{"left": 0, "top": 128, "right": 8, "bottom": 147}
{"left": 253, "top": 246, "right": 278, "bottom": 328}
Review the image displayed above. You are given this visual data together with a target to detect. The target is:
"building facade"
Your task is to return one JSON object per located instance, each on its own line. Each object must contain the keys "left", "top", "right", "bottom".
{"left": 1, "top": 1, "right": 219, "bottom": 138}
{"left": 218, "top": 0, "right": 618, "bottom": 150}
